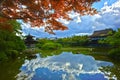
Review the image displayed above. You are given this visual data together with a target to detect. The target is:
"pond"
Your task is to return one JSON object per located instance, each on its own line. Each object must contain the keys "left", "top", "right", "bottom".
{"left": 0, "top": 51, "right": 120, "bottom": 80}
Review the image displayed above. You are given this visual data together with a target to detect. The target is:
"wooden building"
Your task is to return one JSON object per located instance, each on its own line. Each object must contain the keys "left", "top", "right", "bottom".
{"left": 89, "top": 28, "right": 114, "bottom": 45}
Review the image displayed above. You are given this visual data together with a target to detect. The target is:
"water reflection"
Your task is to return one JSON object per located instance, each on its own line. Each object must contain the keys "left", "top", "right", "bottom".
{"left": 16, "top": 52, "right": 116, "bottom": 80}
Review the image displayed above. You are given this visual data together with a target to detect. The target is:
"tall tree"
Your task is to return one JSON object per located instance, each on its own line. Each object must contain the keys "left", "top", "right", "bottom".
{"left": 0, "top": 0, "right": 99, "bottom": 34}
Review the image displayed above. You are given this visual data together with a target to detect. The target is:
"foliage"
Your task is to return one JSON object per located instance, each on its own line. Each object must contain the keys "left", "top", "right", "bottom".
{"left": 6, "top": 50, "right": 19, "bottom": 59}
{"left": 99, "top": 28, "right": 120, "bottom": 59}
{"left": 8, "top": 20, "right": 21, "bottom": 34}
{"left": 0, "top": 17, "right": 26, "bottom": 61}
{"left": 35, "top": 43, "right": 42, "bottom": 49}
{"left": 36, "top": 35, "right": 89, "bottom": 49}
{"left": 0, "top": 0, "right": 99, "bottom": 34}
{"left": 36, "top": 38, "right": 53, "bottom": 48}
{"left": 99, "top": 29, "right": 120, "bottom": 47}
{"left": 0, "top": 30, "right": 26, "bottom": 51}
{"left": 56, "top": 35, "right": 89, "bottom": 47}
{"left": 41, "top": 42, "right": 62, "bottom": 50}
{"left": 109, "top": 48, "right": 120, "bottom": 60}
{"left": 0, "top": 17, "right": 21, "bottom": 33}
{"left": 0, "top": 52, "right": 8, "bottom": 61}
{"left": 107, "top": 29, "right": 120, "bottom": 47}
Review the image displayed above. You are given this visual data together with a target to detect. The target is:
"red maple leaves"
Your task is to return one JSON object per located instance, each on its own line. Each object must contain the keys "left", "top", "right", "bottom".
{"left": 0, "top": 0, "right": 100, "bottom": 34}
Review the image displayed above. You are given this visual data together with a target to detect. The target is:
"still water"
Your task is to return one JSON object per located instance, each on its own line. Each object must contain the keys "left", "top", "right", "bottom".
{"left": 17, "top": 52, "right": 116, "bottom": 80}
{"left": 0, "top": 51, "right": 120, "bottom": 80}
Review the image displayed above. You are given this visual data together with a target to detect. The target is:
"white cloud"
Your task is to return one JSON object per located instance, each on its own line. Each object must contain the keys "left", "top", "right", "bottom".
{"left": 21, "top": 0, "right": 120, "bottom": 38}
{"left": 95, "top": 0, "right": 120, "bottom": 30}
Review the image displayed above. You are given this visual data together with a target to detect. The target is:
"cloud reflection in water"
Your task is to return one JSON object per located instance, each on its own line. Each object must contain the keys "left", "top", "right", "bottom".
{"left": 16, "top": 52, "right": 115, "bottom": 80}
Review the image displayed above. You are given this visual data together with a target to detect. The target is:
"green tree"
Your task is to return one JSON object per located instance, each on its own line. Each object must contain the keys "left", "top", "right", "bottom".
{"left": 100, "top": 29, "right": 120, "bottom": 47}
{"left": 41, "top": 42, "right": 62, "bottom": 50}
{"left": 36, "top": 38, "right": 53, "bottom": 48}
{"left": 99, "top": 28, "right": 120, "bottom": 59}
{"left": 56, "top": 35, "right": 89, "bottom": 47}
{"left": 0, "top": 18, "right": 26, "bottom": 61}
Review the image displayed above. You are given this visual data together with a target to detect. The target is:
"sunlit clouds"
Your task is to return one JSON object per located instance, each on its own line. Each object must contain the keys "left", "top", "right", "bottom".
{"left": 21, "top": 0, "right": 120, "bottom": 38}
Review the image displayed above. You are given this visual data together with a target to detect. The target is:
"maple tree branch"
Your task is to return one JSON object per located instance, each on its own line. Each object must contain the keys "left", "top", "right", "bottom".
{"left": 0, "top": 0, "right": 100, "bottom": 33}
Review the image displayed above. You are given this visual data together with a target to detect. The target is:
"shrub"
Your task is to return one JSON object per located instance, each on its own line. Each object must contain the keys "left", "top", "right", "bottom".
{"left": 6, "top": 50, "right": 19, "bottom": 59}
{"left": 36, "top": 43, "right": 42, "bottom": 49}
{"left": 41, "top": 42, "right": 62, "bottom": 50}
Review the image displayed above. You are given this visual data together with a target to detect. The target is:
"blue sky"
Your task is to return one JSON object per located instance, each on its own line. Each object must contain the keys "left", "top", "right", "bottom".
{"left": 92, "top": 0, "right": 117, "bottom": 11}
{"left": 21, "top": 0, "right": 120, "bottom": 38}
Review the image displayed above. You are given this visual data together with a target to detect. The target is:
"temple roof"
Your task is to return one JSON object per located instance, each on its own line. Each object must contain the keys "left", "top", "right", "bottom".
{"left": 90, "top": 28, "right": 114, "bottom": 38}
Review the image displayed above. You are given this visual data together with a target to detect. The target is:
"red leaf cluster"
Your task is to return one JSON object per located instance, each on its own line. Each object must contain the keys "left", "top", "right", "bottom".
{"left": 0, "top": 0, "right": 100, "bottom": 34}
{"left": 0, "top": 18, "right": 13, "bottom": 32}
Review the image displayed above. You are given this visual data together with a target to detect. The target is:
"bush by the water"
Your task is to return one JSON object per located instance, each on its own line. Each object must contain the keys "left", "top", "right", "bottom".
{"left": 109, "top": 48, "right": 120, "bottom": 60}
{"left": 41, "top": 43, "right": 62, "bottom": 50}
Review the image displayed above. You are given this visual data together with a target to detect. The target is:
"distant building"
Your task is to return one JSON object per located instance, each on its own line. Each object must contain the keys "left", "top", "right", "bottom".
{"left": 24, "top": 34, "right": 37, "bottom": 48}
{"left": 89, "top": 28, "right": 114, "bottom": 45}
